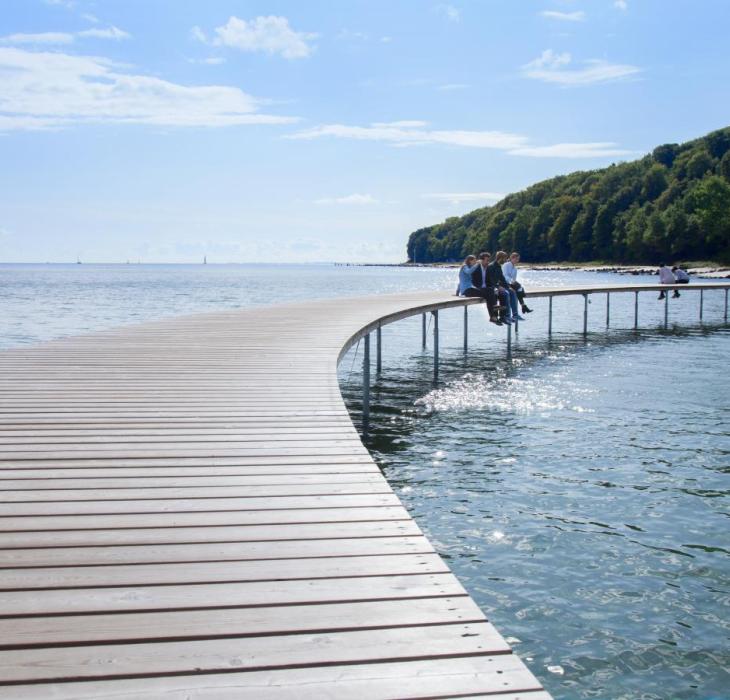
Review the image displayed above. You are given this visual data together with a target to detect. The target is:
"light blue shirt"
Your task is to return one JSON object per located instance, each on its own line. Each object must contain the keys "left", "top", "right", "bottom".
{"left": 458, "top": 263, "right": 478, "bottom": 295}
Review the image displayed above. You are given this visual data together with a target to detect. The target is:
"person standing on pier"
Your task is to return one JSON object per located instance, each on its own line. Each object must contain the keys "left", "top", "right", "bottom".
{"left": 464, "top": 254, "right": 502, "bottom": 325}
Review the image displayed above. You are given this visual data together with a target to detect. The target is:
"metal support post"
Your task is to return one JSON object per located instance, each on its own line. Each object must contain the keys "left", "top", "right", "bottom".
{"left": 362, "top": 333, "right": 370, "bottom": 434}
{"left": 725, "top": 289, "right": 728, "bottom": 322}
{"left": 548, "top": 296, "right": 553, "bottom": 335}
{"left": 583, "top": 294, "right": 588, "bottom": 336}
{"left": 421, "top": 313, "right": 427, "bottom": 349}
{"left": 433, "top": 310, "right": 439, "bottom": 382}
{"left": 664, "top": 293, "right": 669, "bottom": 329}
{"left": 606, "top": 293, "right": 610, "bottom": 327}
{"left": 463, "top": 305, "right": 468, "bottom": 354}
{"left": 634, "top": 291, "right": 639, "bottom": 330}
{"left": 700, "top": 289, "right": 704, "bottom": 321}
{"left": 376, "top": 324, "right": 382, "bottom": 374}
{"left": 507, "top": 318, "right": 512, "bottom": 358}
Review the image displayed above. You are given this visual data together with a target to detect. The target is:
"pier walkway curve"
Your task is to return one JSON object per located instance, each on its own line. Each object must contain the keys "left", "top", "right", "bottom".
{"left": 2, "top": 282, "right": 726, "bottom": 698}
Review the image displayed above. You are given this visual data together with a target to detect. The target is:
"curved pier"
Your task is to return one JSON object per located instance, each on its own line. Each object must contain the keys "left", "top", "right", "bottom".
{"left": 0, "top": 281, "right": 726, "bottom": 698}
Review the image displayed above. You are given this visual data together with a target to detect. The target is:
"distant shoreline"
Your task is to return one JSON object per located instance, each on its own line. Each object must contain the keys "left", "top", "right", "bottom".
{"left": 337, "top": 261, "right": 730, "bottom": 279}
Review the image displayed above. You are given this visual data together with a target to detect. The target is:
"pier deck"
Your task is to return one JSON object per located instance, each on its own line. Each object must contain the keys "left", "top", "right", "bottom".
{"left": 0, "top": 290, "right": 554, "bottom": 699}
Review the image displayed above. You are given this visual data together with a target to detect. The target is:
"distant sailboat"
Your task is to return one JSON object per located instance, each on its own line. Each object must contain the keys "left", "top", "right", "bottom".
{"left": 203, "top": 256, "right": 207, "bottom": 265}
{"left": 76, "top": 256, "right": 82, "bottom": 265}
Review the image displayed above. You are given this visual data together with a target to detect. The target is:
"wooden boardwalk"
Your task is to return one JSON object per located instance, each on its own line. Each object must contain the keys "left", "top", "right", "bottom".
{"left": 0, "top": 290, "right": 551, "bottom": 699}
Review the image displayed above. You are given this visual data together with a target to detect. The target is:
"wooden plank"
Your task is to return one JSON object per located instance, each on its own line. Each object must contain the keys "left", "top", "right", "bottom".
{"left": 0, "top": 596, "right": 484, "bottom": 648}
{"left": 0, "top": 622, "right": 510, "bottom": 683}
{"left": 2, "top": 657, "right": 550, "bottom": 699}
{"left": 0, "top": 535, "right": 432, "bottom": 568}
{"left": 0, "top": 506, "right": 407, "bottom": 533}
{"left": 0, "top": 553, "right": 449, "bottom": 590}
{"left": 0, "top": 482, "right": 392, "bottom": 502}
{"left": 0, "top": 519, "right": 421, "bottom": 548}
{"left": 0, "top": 492, "right": 402, "bottom": 516}
{"left": 0, "top": 572, "right": 467, "bottom": 616}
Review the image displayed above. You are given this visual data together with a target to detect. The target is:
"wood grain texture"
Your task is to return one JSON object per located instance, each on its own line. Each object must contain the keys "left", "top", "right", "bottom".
{"left": 0, "top": 288, "right": 566, "bottom": 697}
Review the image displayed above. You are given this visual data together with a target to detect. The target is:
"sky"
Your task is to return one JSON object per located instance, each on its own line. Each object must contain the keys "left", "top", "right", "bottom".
{"left": 1, "top": 0, "right": 729, "bottom": 263}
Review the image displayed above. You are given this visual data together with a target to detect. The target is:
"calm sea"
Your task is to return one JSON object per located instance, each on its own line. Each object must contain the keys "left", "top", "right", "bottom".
{"left": 2, "top": 263, "right": 728, "bottom": 699}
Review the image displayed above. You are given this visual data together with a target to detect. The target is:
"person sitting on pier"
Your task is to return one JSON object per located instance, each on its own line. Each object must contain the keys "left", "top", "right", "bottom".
{"left": 489, "top": 251, "right": 518, "bottom": 323}
{"left": 461, "top": 254, "right": 502, "bottom": 325}
{"left": 671, "top": 266, "right": 690, "bottom": 298}
{"left": 657, "top": 263, "right": 676, "bottom": 300}
{"left": 502, "top": 251, "right": 533, "bottom": 315}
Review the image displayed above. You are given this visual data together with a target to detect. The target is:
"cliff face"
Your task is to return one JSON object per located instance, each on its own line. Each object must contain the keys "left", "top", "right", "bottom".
{"left": 407, "top": 127, "right": 730, "bottom": 265}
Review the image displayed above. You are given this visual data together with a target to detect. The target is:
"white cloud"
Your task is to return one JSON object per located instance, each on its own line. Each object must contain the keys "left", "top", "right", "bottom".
{"left": 0, "top": 47, "right": 297, "bottom": 131}
{"left": 435, "top": 4, "right": 461, "bottom": 22}
{"left": 539, "top": 10, "right": 586, "bottom": 22}
{"left": 614, "top": 0, "right": 628, "bottom": 9}
{"left": 289, "top": 119, "right": 632, "bottom": 159}
{"left": 77, "top": 26, "right": 130, "bottom": 41}
{"left": 380, "top": 36, "right": 393, "bottom": 43}
{"left": 1, "top": 32, "right": 74, "bottom": 45}
{"left": 314, "top": 194, "right": 378, "bottom": 205}
{"left": 189, "top": 57, "right": 226, "bottom": 66}
{"left": 523, "top": 49, "right": 640, "bottom": 85}
{"left": 191, "top": 26, "right": 207, "bottom": 43}
{"left": 423, "top": 192, "right": 505, "bottom": 204}
{"left": 289, "top": 121, "right": 529, "bottom": 150}
{"left": 510, "top": 142, "right": 635, "bottom": 158}
{"left": 211, "top": 16, "right": 316, "bottom": 59}
{"left": 1, "top": 26, "right": 131, "bottom": 45}
{"left": 437, "top": 83, "right": 469, "bottom": 91}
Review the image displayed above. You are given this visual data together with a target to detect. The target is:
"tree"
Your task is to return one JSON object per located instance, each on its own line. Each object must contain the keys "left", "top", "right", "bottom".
{"left": 706, "top": 129, "right": 730, "bottom": 159}
{"left": 653, "top": 143, "right": 679, "bottom": 168}
{"left": 641, "top": 164, "right": 669, "bottom": 201}
{"left": 686, "top": 150, "right": 714, "bottom": 179}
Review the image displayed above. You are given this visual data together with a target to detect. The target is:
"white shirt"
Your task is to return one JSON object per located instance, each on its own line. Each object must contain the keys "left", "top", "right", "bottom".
{"left": 674, "top": 268, "right": 690, "bottom": 282}
{"left": 502, "top": 260, "right": 518, "bottom": 285}
{"left": 658, "top": 266, "right": 675, "bottom": 284}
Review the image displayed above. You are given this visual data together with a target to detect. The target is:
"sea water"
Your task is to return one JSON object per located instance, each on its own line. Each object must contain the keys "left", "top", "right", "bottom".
{"left": 1, "top": 262, "right": 728, "bottom": 699}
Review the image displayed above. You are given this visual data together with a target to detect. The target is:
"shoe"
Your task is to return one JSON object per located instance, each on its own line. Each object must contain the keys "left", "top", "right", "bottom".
{"left": 490, "top": 317, "right": 503, "bottom": 326}
{"left": 522, "top": 306, "right": 533, "bottom": 313}
{"left": 503, "top": 317, "right": 514, "bottom": 324}
{"left": 658, "top": 293, "right": 665, "bottom": 300}
{"left": 672, "top": 291, "right": 680, "bottom": 298}
{"left": 516, "top": 314, "right": 527, "bottom": 321}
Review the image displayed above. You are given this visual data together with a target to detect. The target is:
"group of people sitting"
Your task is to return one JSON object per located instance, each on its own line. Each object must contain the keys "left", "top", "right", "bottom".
{"left": 457, "top": 250, "right": 532, "bottom": 326}
{"left": 657, "top": 263, "right": 690, "bottom": 299}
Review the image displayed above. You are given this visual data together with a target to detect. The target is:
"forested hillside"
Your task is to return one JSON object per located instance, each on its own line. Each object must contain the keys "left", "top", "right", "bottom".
{"left": 407, "top": 127, "right": 730, "bottom": 264}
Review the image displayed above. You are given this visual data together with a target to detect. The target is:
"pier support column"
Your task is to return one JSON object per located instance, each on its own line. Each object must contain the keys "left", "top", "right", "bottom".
{"left": 548, "top": 296, "right": 553, "bottom": 336}
{"left": 433, "top": 310, "right": 439, "bottom": 382}
{"left": 725, "top": 289, "right": 728, "bottom": 322}
{"left": 507, "top": 319, "right": 512, "bottom": 358}
{"left": 463, "top": 305, "right": 468, "bottom": 354}
{"left": 583, "top": 294, "right": 589, "bottom": 336}
{"left": 422, "top": 313, "right": 427, "bottom": 349}
{"left": 634, "top": 291, "right": 639, "bottom": 330}
{"left": 606, "top": 292, "right": 610, "bottom": 327}
{"left": 664, "top": 293, "right": 669, "bottom": 329}
{"left": 700, "top": 289, "right": 704, "bottom": 322}
{"left": 376, "top": 324, "right": 382, "bottom": 375}
{"left": 362, "top": 333, "right": 370, "bottom": 435}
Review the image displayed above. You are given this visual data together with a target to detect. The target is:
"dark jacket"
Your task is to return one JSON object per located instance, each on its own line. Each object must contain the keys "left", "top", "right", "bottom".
{"left": 471, "top": 264, "right": 490, "bottom": 289}
{"left": 487, "top": 260, "right": 508, "bottom": 288}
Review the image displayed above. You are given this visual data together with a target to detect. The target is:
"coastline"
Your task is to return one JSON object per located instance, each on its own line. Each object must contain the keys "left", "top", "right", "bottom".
{"left": 342, "top": 262, "right": 730, "bottom": 279}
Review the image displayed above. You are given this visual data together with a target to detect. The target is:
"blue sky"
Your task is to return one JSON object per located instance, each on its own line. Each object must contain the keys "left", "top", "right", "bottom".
{"left": 1, "top": 0, "right": 728, "bottom": 263}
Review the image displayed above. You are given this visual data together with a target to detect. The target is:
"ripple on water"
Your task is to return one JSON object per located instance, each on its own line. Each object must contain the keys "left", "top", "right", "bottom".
{"left": 344, "top": 327, "right": 730, "bottom": 700}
